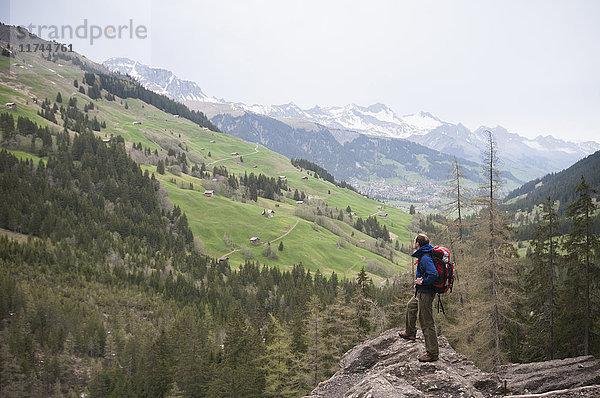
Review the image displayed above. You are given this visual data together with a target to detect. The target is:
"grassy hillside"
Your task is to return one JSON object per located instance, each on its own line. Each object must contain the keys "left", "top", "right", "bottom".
{"left": 0, "top": 46, "right": 416, "bottom": 280}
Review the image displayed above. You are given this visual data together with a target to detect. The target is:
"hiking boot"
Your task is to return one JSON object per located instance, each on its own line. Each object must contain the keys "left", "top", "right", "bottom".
{"left": 398, "top": 331, "right": 416, "bottom": 341}
{"left": 418, "top": 353, "right": 439, "bottom": 362}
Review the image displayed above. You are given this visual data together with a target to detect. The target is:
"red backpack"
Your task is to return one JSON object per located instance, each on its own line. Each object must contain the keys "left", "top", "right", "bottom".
{"left": 428, "top": 246, "right": 455, "bottom": 294}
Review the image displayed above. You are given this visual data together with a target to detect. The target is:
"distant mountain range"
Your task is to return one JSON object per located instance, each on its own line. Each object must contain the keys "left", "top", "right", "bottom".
{"left": 103, "top": 57, "right": 223, "bottom": 103}
{"left": 242, "top": 102, "right": 441, "bottom": 138}
{"left": 103, "top": 57, "right": 600, "bottom": 205}
{"left": 241, "top": 102, "right": 599, "bottom": 183}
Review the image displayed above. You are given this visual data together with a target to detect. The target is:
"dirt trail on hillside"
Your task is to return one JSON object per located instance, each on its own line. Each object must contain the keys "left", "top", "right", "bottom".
{"left": 207, "top": 144, "right": 260, "bottom": 166}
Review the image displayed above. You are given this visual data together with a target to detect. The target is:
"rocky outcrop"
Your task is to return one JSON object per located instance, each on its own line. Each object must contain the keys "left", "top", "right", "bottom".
{"left": 305, "top": 328, "right": 600, "bottom": 398}
{"left": 497, "top": 355, "right": 600, "bottom": 395}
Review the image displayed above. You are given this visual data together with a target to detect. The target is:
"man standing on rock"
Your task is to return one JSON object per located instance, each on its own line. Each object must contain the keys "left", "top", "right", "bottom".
{"left": 399, "top": 233, "right": 439, "bottom": 362}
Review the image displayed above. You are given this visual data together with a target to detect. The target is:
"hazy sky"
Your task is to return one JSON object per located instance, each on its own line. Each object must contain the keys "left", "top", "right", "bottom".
{"left": 3, "top": 0, "right": 600, "bottom": 142}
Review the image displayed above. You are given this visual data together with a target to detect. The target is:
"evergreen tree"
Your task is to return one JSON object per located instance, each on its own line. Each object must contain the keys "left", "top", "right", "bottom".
{"left": 445, "top": 157, "right": 472, "bottom": 241}
{"left": 524, "top": 196, "right": 560, "bottom": 360}
{"left": 209, "top": 308, "right": 266, "bottom": 397}
{"left": 0, "top": 113, "right": 15, "bottom": 140}
{"left": 354, "top": 267, "right": 373, "bottom": 341}
{"left": 302, "top": 295, "right": 332, "bottom": 391}
{"left": 450, "top": 130, "right": 519, "bottom": 370}
{"left": 560, "top": 176, "right": 599, "bottom": 356}
{"left": 323, "top": 287, "right": 355, "bottom": 366}
{"left": 262, "top": 314, "right": 296, "bottom": 398}
{"left": 144, "top": 329, "right": 174, "bottom": 397}
{"left": 56, "top": 91, "right": 62, "bottom": 103}
{"left": 157, "top": 160, "right": 165, "bottom": 175}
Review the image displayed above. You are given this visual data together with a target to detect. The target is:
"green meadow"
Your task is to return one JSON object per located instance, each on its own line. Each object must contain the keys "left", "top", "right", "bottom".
{"left": 1, "top": 49, "right": 417, "bottom": 280}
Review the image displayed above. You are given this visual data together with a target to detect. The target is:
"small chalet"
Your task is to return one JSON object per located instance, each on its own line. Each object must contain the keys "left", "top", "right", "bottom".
{"left": 102, "top": 138, "right": 111, "bottom": 143}
{"left": 210, "top": 140, "right": 215, "bottom": 143}
{"left": 359, "top": 239, "right": 366, "bottom": 243}
{"left": 262, "top": 209, "right": 275, "bottom": 218}
{"left": 377, "top": 205, "right": 382, "bottom": 209}
{"left": 279, "top": 176, "right": 286, "bottom": 180}
{"left": 217, "top": 256, "right": 229, "bottom": 263}
{"left": 296, "top": 201, "right": 304, "bottom": 205}
{"left": 231, "top": 152, "right": 239, "bottom": 156}
{"left": 350, "top": 212, "right": 357, "bottom": 217}
{"left": 173, "top": 114, "right": 180, "bottom": 118}
{"left": 132, "top": 121, "right": 142, "bottom": 125}
{"left": 378, "top": 213, "right": 388, "bottom": 217}
{"left": 301, "top": 176, "right": 309, "bottom": 180}
{"left": 204, "top": 190, "right": 214, "bottom": 197}
{"left": 253, "top": 165, "right": 258, "bottom": 168}
{"left": 200, "top": 147, "right": 205, "bottom": 150}
{"left": 5, "top": 102, "right": 16, "bottom": 109}
{"left": 250, "top": 237, "right": 261, "bottom": 245}
{"left": 275, "top": 204, "right": 280, "bottom": 207}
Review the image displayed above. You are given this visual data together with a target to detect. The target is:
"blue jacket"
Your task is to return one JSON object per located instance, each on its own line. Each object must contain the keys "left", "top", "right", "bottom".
{"left": 412, "top": 243, "right": 438, "bottom": 293}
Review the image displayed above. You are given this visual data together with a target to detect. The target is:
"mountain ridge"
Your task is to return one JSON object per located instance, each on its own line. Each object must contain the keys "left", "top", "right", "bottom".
{"left": 103, "top": 57, "right": 600, "bottom": 186}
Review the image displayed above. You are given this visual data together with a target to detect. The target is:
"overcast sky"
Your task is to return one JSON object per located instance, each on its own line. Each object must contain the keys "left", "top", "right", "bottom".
{"left": 3, "top": 0, "right": 599, "bottom": 142}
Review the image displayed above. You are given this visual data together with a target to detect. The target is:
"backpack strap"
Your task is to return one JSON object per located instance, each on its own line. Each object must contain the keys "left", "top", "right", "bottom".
{"left": 436, "top": 294, "right": 446, "bottom": 315}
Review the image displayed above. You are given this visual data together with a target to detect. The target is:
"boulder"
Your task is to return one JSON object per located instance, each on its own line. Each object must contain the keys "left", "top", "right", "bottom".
{"left": 305, "top": 328, "right": 600, "bottom": 398}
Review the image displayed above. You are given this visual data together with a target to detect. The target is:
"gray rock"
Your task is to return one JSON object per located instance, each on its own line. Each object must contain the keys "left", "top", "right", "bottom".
{"left": 497, "top": 355, "right": 600, "bottom": 395}
{"left": 305, "top": 328, "right": 600, "bottom": 398}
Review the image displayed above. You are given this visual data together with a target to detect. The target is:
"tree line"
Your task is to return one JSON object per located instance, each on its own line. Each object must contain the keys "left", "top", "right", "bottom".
{"left": 291, "top": 158, "right": 357, "bottom": 192}
{"left": 0, "top": 116, "right": 412, "bottom": 397}
{"left": 436, "top": 135, "right": 599, "bottom": 370}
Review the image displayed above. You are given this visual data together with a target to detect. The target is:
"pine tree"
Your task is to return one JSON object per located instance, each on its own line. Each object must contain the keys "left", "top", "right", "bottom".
{"left": 445, "top": 157, "right": 472, "bottom": 241}
{"left": 354, "top": 267, "right": 372, "bottom": 342}
{"left": 323, "top": 287, "right": 355, "bottom": 364}
{"left": 56, "top": 92, "right": 62, "bottom": 103}
{"left": 561, "top": 176, "right": 599, "bottom": 356}
{"left": 524, "top": 196, "right": 560, "bottom": 360}
{"left": 157, "top": 160, "right": 165, "bottom": 175}
{"left": 451, "top": 130, "right": 519, "bottom": 370}
{"left": 302, "top": 295, "right": 333, "bottom": 391}
{"left": 209, "top": 308, "right": 266, "bottom": 397}
{"left": 262, "top": 314, "right": 296, "bottom": 397}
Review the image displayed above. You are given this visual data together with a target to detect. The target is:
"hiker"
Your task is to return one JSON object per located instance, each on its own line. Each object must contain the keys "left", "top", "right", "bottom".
{"left": 399, "top": 233, "right": 439, "bottom": 362}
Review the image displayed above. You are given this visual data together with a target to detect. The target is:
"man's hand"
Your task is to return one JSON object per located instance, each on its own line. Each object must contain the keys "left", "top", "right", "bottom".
{"left": 415, "top": 277, "right": 423, "bottom": 285}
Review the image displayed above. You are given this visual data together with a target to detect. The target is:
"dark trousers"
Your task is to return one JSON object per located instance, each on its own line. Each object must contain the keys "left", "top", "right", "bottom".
{"left": 405, "top": 291, "right": 439, "bottom": 356}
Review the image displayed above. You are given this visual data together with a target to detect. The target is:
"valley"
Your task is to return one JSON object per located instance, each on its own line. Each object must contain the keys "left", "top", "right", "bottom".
{"left": 0, "top": 41, "right": 414, "bottom": 281}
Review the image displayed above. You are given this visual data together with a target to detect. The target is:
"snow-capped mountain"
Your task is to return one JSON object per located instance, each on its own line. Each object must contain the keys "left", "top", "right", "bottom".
{"left": 103, "top": 57, "right": 223, "bottom": 103}
{"left": 242, "top": 102, "right": 442, "bottom": 139}
{"left": 241, "top": 101, "right": 600, "bottom": 180}
{"left": 103, "top": 56, "right": 600, "bottom": 184}
{"left": 408, "top": 123, "right": 600, "bottom": 182}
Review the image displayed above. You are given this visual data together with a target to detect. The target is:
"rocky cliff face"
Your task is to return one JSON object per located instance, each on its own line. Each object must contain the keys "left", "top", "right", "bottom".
{"left": 306, "top": 328, "right": 600, "bottom": 398}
